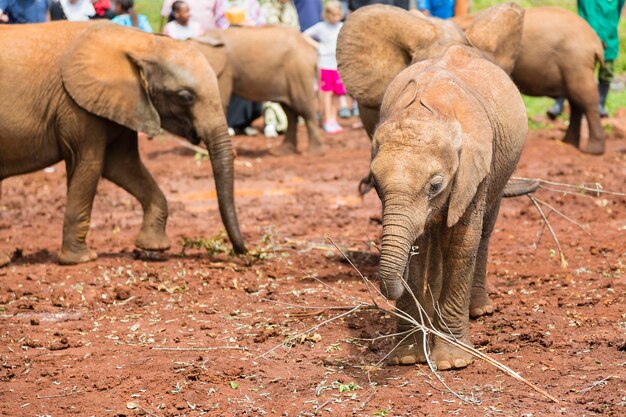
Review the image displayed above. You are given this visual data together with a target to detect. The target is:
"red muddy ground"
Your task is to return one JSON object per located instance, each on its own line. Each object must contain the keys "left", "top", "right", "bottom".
{"left": 1, "top": 115, "right": 625, "bottom": 416}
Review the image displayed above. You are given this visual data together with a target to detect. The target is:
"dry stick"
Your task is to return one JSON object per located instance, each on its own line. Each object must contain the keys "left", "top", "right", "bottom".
{"left": 332, "top": 237, "right": 560, "bottom": 403}
{"left": 538, "top": 184, "right": 599, "bottom": 199}
{"left": 328, "top": 239, "right": 557, "bottom": 404}
{"left": 532, "top": 196, "right": 613, "bottom": 269}
{"left": 528, "top": 194, "right": 568, "bottom": 270}
{"left": 170, "top": 137, "right": 251, "bottom": 168}
{"left": 151, "top": 346, "right": 247, "bottom": 351}
{"left": 258, "top": 303, "right": 366, "bottom": 359}
{"left": 511, "top": 176, "right": 626, "bottom": 197}
{"left": 36, "top": 387, "right": 83, "bottom": 399}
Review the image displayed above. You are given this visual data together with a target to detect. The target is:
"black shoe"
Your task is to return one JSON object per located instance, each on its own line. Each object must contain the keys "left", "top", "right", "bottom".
{"left": 547, "top": 97, "right": 565, "bottom": 120}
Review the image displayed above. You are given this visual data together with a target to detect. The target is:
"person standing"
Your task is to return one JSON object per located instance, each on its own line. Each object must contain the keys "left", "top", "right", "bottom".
{"left": 304, "top": 0, "right": 346, "bottom": 134}
{"left": 0, "top": 0, "right": 50, "bottom": 24}
{"left": 548, "top": 0, "right": 625, "bottom": 119}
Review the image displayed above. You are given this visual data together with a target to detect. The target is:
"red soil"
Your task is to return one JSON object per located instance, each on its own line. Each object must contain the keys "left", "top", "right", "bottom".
{"left": 1, "top": 117, "right": 624, "bottom": 416}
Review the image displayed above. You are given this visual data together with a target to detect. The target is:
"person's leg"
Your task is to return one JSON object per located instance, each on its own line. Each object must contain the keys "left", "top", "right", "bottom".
{"left": 598, "top": 60, "right": 614, "bottom": 118}
{"left": 338, "top": 95, "right": 351, "bottom": 118}
{"left": 547, "top": 97, "right": 566, "bottom": 120}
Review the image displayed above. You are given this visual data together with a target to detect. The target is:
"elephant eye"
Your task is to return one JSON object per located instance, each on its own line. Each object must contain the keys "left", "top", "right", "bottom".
{"left": 177, "top": 89, "right": 195, "bottom": 105}
{"left": 428, "top": 176, "right": 445, "bottom": 199}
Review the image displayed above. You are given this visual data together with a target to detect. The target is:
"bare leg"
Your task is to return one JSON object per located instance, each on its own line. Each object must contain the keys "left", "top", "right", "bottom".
{"left": 469, "top": 199, "right": 501, "bottom": 318}
{"left": 103, "top": 134, "right": 170, "bottom": 251}
{"left": 58, "top": 139, "right": 106, "bottom": 265}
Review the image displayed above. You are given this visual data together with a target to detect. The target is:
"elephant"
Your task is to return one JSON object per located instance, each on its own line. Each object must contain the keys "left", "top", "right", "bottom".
{"left": 192, "top": 26, "right": 321, "bottom": 155}
{"left": 0, "top": 21, "right": 246, "bottom": 267}
{"left": 336, "top": 3, "right": 525, "bottom": 194}
{"left": 371, "top": 43, "right": 529, "bottom": 370}
{"left": 452, "top": 6, "right": 606, "bottom": 155}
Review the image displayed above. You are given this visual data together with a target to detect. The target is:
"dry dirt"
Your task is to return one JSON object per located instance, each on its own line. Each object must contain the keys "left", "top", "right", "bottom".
{"left": 1, "top": 115, "right": 625, "bottom": 416}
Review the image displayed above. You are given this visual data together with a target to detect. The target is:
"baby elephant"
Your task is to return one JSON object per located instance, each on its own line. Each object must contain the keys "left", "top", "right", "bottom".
{"left": 453, "top": 7, "right": 606, "bottom": 154}
{"left": 193, "top": 26, "right": 321, "bottom": 155}
{"left": 370, "top": 42, "right": 528, "bottom": 370}
{"left": 0, "top": 22, "right": 246, "bottom": 266}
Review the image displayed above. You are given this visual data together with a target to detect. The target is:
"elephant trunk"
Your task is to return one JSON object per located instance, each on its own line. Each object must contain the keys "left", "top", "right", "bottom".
{"left": 203, "top": 126, "right": 246, "bottom": 254}
{"left": 378, "top": 199, "right": 424, "bottom": 300}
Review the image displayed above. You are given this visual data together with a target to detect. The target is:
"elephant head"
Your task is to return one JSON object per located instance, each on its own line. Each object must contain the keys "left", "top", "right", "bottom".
{"left": 61, "top": 22, "right": 246, "bottom": 254}
{"left": 337, "top": 3, "right": 524, "bottom": 111}
{"left": 371, "top": 60, "right": 494, "bottom": 300}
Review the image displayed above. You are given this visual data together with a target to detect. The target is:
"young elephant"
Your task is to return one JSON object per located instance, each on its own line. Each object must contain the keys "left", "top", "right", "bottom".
{"left": 337, "top": 3, "right": 523, "bottom": 143}
{"left": 193, "top": 26, "right": 320, "bottom": 155}
{"left": 453, "top": 7, "right": 606, "bottom": 154}
{"left": 369, "top": 45, "right": 528, "bottom": 369}
{"left": 0, "top": 22, "right": 246, "bottom": 266}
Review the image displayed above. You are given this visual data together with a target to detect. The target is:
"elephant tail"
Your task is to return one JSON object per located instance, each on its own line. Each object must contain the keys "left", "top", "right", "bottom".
{"left": 594, "top": 38, "right": 605, "bottom": 70}
{"left": 503, "top": 178, "right": 539, "bottom": 198}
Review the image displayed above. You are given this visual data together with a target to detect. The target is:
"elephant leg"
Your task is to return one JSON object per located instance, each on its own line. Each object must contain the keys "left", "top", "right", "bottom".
{"left": 270, "top": 105, "right": 298, "bottom": 156}
{"left": 58, "top": 138, "right": 106, "bottom": 265}
{"left": 469, "top": 198, "right": 501, "bottom": 318}
{"left": 431, "top": 193, "right": 486, "bottom": 370}
{"left": 389, "top": 230, "right": 442, "bottom": 366}
{"left": 357, "top": 105, "right": 381, "bottom": 195}
{"left": 390, "top": 235, "right": 430, "bottom": 365}
{"left": 569, "top": 89, "right": 606, "bottom": 155}
{"left": 562, "top": 102, "right": 582, "bottom": 149}
{"left": 102, "top": 134, "right": 170, "bottom": 252}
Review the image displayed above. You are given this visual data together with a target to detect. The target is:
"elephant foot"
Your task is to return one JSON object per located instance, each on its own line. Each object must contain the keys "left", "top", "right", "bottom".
{"left": 580, "top": 139, "right": 605, "bottom": 155}
{"left": 431, "top": 335, "right": 474, "bottom": 371}
{"left": 0, "top": 251, "right": 10, "bottom": 268}
{"left": 58, "top": 247, "right": 98, "bottom": 265}
{"left": 135, "top": 230, "right": 170, "bottom": 252}
{"left": 307, "top": 142, "right": 325, "bottom": 155}
{"left": 270, "top": 142, "right": 297, "bottom": 156}
{"left": 562, "top": 133, "right": 580, "bottom": 148}
{"left": 388, "top": 332, "right": 427, "bottom": 366}
{"left": 469, "top": 291, "right": 495, "bottom": 319}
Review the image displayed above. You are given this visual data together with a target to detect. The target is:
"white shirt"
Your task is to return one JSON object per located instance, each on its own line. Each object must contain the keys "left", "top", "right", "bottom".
{"left": 60, "top": 0, "right": 95, "bottom": 21}
{"left": 164, "top": 20, "right": 204, "bottom": 40}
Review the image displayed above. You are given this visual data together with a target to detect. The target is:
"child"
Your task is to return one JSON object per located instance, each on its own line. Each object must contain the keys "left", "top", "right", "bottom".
{"left": 112, "top": 0, "right": 153, "bottom": 33}
{"left": 304, "top": 0, "right": 346, "bottom": 134}
{"left": 164, "top": 0, "right": 203, "bottom": 40}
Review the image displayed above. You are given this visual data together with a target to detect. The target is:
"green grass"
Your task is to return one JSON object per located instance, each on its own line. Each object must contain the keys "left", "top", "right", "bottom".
{"left": 135, "top": 0, "right": 164, "bottom": 33}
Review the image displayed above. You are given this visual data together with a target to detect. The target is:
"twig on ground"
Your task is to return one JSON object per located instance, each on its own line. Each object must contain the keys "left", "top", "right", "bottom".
{"left": 36, "top": 386, "right": 83, "bottom": 399}
{"left": 512, "top": 176, "right": 625, "bottom": 197}
{"left": 151, "top": 346, "right": 247, "bottom": 351}
{"left": 264, "top": 239, "right": 560, "bottom": 404}
{"left": 528, "top": 194, "right": 568, "bottom": 270}
{"left": 577, "top": 375, "right": 618, "bottom": 394}
{"left": 532, "top": 196, "right": 613, "bottom": 269}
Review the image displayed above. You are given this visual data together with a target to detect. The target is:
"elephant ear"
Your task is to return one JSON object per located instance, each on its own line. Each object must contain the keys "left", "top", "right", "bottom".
{"left": 337, "top": 4, "right": 439, "bottom": 109}
{"left": 61, "top": 22, "right": 161, "bottom": 137}
{"left": 192, "top": 38, "right": 229, "bottom": 78}
{"left": 464, "top": 3, "right": 524, "bottom": 74}
{"left": 419, "top": 76, "right": 493, "bottom": 227}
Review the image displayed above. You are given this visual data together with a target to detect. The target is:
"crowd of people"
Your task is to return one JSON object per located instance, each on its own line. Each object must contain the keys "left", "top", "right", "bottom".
{"left": 1, "top": 0, "right": 620, "bottom": 138}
